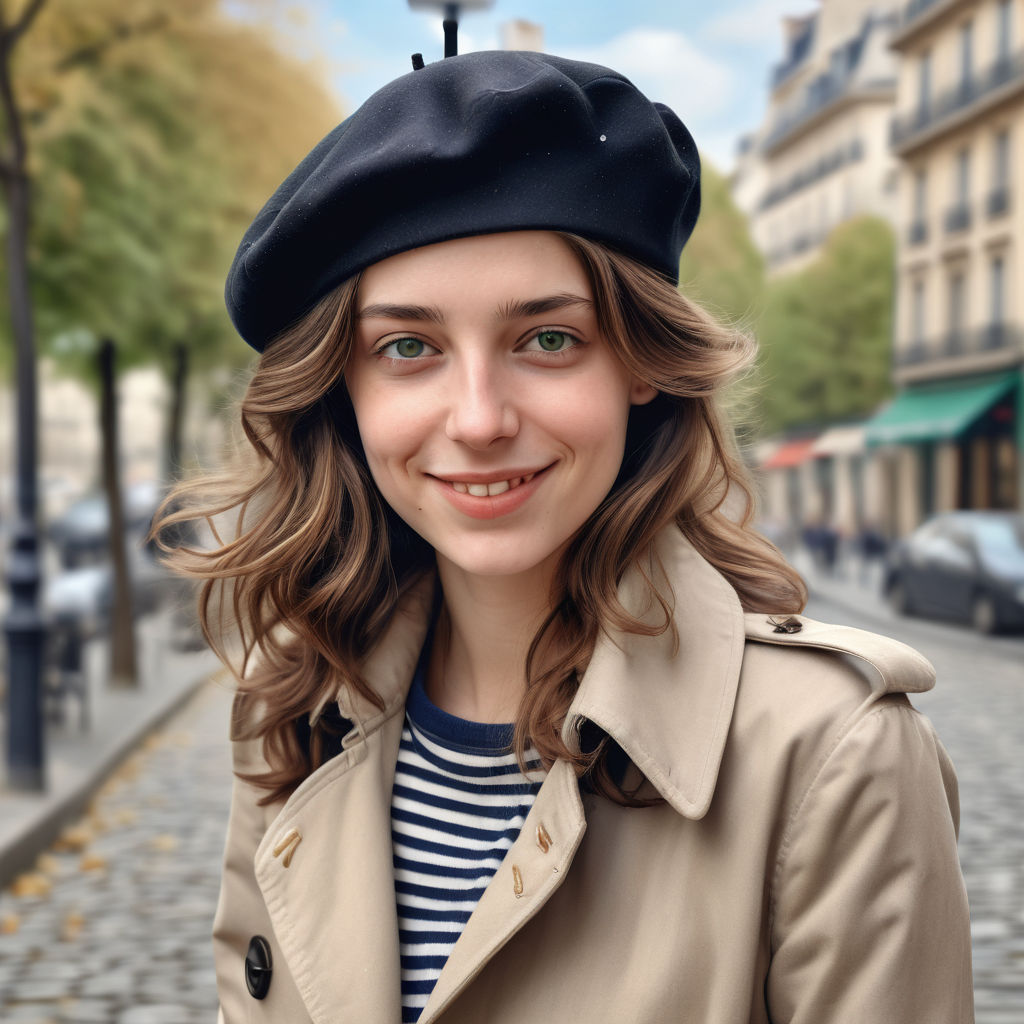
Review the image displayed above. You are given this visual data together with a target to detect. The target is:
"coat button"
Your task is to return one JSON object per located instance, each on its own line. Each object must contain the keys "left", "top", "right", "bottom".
{"left": 245, "top": 935, "right": 273, "bottom": 999}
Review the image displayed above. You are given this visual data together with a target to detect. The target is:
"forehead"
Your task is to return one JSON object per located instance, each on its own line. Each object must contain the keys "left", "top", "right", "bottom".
{"left": 356, "top": 231, "right": 591, "bottom": 306}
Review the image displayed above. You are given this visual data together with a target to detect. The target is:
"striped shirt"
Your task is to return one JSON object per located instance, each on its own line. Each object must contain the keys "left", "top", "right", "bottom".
{"left": 391, "top": 656, "right": 543, "bottom": 1023}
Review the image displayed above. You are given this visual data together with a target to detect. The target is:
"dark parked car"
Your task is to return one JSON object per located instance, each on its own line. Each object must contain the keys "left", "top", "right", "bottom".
{"left": 884, "top": 511, "right": 1024, "bottom": 634}
{"left": 50, "top": 481, "right": 161, "bottom": 569}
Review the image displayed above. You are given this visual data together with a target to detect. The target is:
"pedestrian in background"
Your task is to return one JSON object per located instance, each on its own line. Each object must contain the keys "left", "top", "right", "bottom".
{"left": 156, "top": 50, "right": 973, "bottom": 1023}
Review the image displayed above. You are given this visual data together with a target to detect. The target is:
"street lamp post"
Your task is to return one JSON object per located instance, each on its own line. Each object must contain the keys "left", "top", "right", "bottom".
{"left": 407, "top": 0, "right": 495, "bottom": 59}
{"left": 3, "top": 163, "right": 46, "bottom": 793}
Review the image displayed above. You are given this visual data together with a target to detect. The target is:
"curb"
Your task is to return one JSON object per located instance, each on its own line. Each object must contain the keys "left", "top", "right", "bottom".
{"left": 0, "top": 669, "right": 214, "bottom": 888}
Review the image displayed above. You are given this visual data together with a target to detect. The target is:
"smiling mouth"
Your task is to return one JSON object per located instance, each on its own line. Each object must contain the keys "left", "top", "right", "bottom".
{"left": 436, "top": 467, "right": 549, "bottom": 497}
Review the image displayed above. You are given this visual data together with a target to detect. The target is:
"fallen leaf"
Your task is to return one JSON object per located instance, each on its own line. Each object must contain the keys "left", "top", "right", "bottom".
{"left": 1, "top": 913, "right": 20, "bottom": 933}
{"left": 35, "top": 853, "right": 60, "bottom": 875}
{"left": 53, "top": 825, "right": 92, "bottom": 853}
{"left": 11, "top": 872, "right": 52, "bottom": 898}
{"left": 61, "top": 910, "right": 85, "bottom": 941}
{"left": 79, "top": 854, "right": 107, "bottom": 873}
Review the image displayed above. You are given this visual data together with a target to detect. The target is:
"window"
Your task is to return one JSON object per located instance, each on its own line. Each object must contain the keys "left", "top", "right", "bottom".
{"left": 912, "top": 279, "right": 926, "bottom": 343}
{"left": 990, "top": 254, "right": 1005, "bottom": 324}
{"left": 993, "top": 130, "right": 1010, "bottom": 189}
{"left": 914, "top": 168, "right": 927, "bottom": 220}
{"left": 955, "top": 147, "right": 971, "bottom": 203}
{"left": 918, "top": 50, "right": 931, "bottom": 114}
{"left": 997, "top": 0, "right": 1012, "bottom": 61}
{"left": 948, "top": 272, "right": 966, "bottom": 337}
{"left": 959, "top": 21, "right": 974, "bottom": 91}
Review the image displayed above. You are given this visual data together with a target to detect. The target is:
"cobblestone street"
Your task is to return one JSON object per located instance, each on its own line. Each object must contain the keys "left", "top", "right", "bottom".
{"left": 808, "top": 591, "right": 1024, "bottom": 1024}
{"left": 1, "top": 594, "right": 1022, "bottom": 1022}
{"left": 0, "top": 682, "right": 232, "bottom": 1024}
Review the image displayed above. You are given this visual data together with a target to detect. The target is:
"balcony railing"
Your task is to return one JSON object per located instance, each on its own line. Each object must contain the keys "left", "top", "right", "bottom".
{"left": 944, "top": 202, "right": 971, "bottom": 234}
{"left": 893, "top": 0, "right": 963, "bottom": 43}
{"left": 764, "top": 74, "right": 893, "bottom": 154}
{"left": 892, "top": 50, "right": 1024, "bottom": 150}
{"left": 759, "top": 139, "right": 864, "bottom": 211}
{"left": 907, "top": 219, "right": 928, "bottom": 245}
{"left": 895, "top": 323, "right": 1024, "bottom": 367}
{"left": 987, "top": 186, "right": 1011, "bottom": 219}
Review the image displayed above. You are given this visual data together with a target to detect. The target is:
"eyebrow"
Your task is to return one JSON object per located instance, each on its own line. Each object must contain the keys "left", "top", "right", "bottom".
{"left": 356, "top": 293, "right": 593, "bottom": 324}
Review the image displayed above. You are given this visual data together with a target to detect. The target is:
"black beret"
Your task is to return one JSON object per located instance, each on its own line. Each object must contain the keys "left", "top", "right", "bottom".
{"left": 226, "top": 50, "right": 701, "bottom": 352}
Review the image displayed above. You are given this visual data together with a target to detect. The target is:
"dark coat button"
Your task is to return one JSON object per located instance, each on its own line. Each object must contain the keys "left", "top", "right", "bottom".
{"left": 245, "top": 935, "right": 273, "bottom": 999}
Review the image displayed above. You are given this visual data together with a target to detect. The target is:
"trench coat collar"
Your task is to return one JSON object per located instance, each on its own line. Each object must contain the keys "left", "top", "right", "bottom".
{"left": 255, "top": 528, "right": 743, "bottom": 1024}
{"left": 331, "top": 525, "right": 746, "bottom": 820}
{"left": 562, "top": 526, "right": 745, "bottom": 819}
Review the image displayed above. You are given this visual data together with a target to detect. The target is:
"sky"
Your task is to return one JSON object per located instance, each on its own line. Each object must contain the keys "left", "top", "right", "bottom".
{"left": 256, "top": 0, "right": 819, "bottom": 174}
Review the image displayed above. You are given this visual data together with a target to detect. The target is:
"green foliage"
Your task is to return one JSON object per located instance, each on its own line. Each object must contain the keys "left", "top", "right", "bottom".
{"left": 679, "top": 160, "right": 764, "bottom": 327}
{"left": 1, "top": 1, "right": 343, "bottom": 386}
{"left": 755, "top": 216, "right": 894, "bottom": 435}
{"left": 675, "top": 164, "right": 893, "bottom": 441}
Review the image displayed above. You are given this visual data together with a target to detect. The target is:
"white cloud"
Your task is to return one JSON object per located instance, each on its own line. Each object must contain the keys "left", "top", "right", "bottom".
{"left": 702, "top": 0, "right": 818, "bottom": 49}
{"left": 562, "top": 27, "right": 736, "bottom": 120}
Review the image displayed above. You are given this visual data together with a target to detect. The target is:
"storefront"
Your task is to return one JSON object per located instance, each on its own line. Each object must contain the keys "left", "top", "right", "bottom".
{"left": 864, "top": 370, "right": 1021, "bottom": 535}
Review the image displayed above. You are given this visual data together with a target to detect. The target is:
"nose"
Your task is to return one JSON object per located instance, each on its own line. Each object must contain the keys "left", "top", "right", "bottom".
{"left": 444, "top": 356, "right": 519, "bottom": 449}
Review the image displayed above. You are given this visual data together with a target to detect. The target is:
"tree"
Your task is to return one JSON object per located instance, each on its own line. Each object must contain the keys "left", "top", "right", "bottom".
{"left": 679, "top": 159, "right": 765, "bottom": 327}
{"left": 1, "top": 0, "right": 343, "bottom": 684}
{"left": 755, "top": 216, "right": 894, "bottom": 435}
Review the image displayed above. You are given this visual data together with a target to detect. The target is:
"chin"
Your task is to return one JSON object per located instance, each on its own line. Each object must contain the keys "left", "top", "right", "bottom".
{"left": 432, "top": 535, "right": 569, "bottom": 581}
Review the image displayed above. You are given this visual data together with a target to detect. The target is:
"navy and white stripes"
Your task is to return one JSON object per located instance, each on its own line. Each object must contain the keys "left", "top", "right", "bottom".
{"left": 391, "top": 667, "right": 542, "bottom": 1023}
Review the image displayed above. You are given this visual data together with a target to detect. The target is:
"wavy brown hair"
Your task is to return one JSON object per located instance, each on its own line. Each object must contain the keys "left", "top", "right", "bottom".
{"left": 155, "top": 233, "right": 805, "bottom": 805}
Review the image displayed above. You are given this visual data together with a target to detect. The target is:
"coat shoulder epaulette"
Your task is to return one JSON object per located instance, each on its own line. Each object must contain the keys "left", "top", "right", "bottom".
{"left": 743, "top": 613, "right": 936, "bottom": 696}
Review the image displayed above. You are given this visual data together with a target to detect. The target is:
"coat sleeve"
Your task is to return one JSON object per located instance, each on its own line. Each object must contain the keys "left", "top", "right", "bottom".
{"left": 766, "top": 696, "right": 974, "bottom": 1023}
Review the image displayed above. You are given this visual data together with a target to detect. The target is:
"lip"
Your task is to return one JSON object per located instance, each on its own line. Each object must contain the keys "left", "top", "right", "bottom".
{"left": 431, "top": 464, "right": 554, "bottom": 520}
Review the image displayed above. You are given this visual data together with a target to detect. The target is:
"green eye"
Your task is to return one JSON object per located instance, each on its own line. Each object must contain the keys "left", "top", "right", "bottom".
{"left": 535, "top": 331, "right": 571, "bottom": 352}
{"left": 394, "top": 338, "right": 424, "bottom": 358}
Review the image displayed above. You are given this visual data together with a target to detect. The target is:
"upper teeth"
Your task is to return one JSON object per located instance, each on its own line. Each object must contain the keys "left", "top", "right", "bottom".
{"left": 450, "top": 473, "right": 536, "bottom": 497}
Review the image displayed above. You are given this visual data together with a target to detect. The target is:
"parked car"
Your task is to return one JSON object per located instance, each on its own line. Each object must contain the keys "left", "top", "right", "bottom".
{"left": 884, "top": 511, "right": 1024, "bottom": 634}
{"left": 44, "top": 539, "right": 172, "bottom": 636}
{"left": 49, "top": 481, "right": 162, "bottom": 569}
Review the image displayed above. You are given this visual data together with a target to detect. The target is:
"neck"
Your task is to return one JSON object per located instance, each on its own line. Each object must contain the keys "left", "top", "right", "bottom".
{"left": 426, "top": 556, "right": 555, "bottom": 724}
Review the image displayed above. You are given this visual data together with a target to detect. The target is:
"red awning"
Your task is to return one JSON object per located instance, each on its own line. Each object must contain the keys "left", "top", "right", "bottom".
{"left": 760, "top": 438, "right": 817, "bottom": 469}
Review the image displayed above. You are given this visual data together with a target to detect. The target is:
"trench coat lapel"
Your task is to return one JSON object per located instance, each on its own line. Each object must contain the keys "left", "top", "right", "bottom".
{"left": 418, "top": 757, "right": 587, "bottom": 1023}
{"left": 421, "top": 530, "right": 746, "bottom": 1016}
{"left": 252, "top": 579, "right": 434, "bottom": 1024}
{"left": 247, "top": 531, "right": 746, "bottom": 1021}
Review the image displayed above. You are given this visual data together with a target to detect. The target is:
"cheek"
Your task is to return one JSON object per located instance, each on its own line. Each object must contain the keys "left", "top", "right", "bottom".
{"left": 348, "top": 386, "right": 426, "bottom": 473}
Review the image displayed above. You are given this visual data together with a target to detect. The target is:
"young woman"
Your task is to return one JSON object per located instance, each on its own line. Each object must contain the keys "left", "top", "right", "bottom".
{"left": 161, "top": 50, "right": 973, "bottom": 1024}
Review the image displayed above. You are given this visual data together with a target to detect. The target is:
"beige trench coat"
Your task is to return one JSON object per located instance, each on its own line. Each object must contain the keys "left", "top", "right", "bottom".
{"left": 213, "top": 529, "right": 974, "bottom": 1023}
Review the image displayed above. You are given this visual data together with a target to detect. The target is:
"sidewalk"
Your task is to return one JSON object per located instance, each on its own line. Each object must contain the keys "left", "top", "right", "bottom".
{"left": 789, "top": 547, "right": 891, "bottom": 625}
{"left": 0, "top": 607, "right": 220, "bottom": 887}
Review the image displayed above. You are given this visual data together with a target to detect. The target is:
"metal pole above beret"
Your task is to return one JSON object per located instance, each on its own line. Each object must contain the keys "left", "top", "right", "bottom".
{"left": 407, "top": 0, "right": 495, "bottom": 59}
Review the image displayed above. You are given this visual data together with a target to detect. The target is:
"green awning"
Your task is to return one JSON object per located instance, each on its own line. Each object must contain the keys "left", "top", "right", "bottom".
{"left": 865, "top": 371, "right": 1018, "bottom": 446}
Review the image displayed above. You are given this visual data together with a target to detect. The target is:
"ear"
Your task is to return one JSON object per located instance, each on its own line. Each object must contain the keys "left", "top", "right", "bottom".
{"left": 629, "top": 378, "right": 659, "bottom": 406}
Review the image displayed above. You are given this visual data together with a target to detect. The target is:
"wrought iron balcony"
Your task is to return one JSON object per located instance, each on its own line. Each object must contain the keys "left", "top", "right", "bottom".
{"left": 892, "top": 50, "right": 1024, "bottom": 151}
{"left": 895, "top": 323, "right": 1024, "bottom": 367}
{"left": 987, "top": 187, "right": 1010, "bottom": 219}
{"left": 758, "top": 139, "right": 864, "bottom": 212}
{"left": 944, "top": 202, "right": 971, "bottom": 234}
{"left": 764, "top": 71, "right": 893, "bottom": 155}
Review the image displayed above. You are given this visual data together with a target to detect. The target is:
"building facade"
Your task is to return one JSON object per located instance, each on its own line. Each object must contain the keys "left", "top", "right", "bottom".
{"left": 866, "top": 0, "right": 1024, "bottom": 533}
{"left": 736, "top": 1, "right": 902, "bottom": 276}
{"left": 739, "top": 3, "right": 903, "bottom": 545}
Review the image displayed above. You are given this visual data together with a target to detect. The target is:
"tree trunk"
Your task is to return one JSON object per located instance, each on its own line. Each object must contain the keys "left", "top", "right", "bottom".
{"left": 98, "top": 338, "right": 137, "bottom": 687}
{"left": 165, "top": 341, "right": 187, "bottom": 481}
